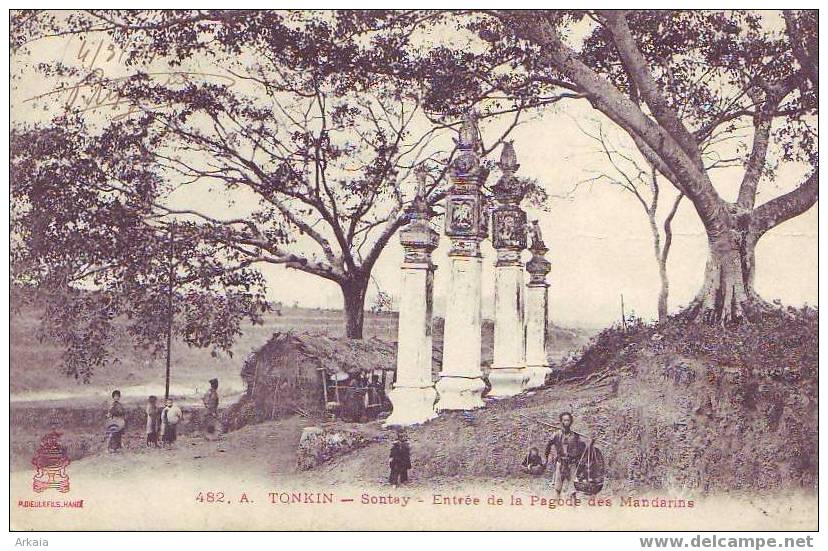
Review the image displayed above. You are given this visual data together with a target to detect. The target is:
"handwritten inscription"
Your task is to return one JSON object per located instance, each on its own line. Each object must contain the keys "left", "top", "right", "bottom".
{"left": 24, "top": 36, "right": 235, "bottom": 120}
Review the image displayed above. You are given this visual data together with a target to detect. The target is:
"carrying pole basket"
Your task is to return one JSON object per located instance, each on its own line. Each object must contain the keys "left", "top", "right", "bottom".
{"left": 573, "top": 441, "right": 605, "bottom": 495}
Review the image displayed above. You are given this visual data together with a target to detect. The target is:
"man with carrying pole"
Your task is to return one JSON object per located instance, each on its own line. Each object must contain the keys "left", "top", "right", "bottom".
{"left": 521, "top": 411, "right": 605, "bottom": 498}
{"left": 544, "top": 411, "right": 587, "bottom": 499}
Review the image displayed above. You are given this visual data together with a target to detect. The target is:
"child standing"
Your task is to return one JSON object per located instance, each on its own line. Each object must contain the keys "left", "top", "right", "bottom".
{"left": 389, "top": 431, "right": 411, "bottom": 486}
{"left": 160, "top": 398, "right": 183, "bottom": 448}
{"left": 106, "top": 390, "right": 126, "bottom": 453}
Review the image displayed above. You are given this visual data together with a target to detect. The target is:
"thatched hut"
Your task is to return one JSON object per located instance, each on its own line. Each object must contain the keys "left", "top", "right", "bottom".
{"left": 228, "top": 331, "right": 396, "bottom": 429}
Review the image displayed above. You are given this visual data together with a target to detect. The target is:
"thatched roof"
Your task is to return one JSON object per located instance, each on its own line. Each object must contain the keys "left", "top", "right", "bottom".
{"left": 241, "top": 331, "right": 396, "bottom": 381}
{"left": 227, "top": 331, "right": 396, "bottom": 428}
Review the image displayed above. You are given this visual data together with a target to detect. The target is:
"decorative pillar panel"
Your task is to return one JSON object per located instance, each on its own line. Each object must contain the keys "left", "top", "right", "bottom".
{"left": 525, "top": 220, "right": 553, "bottom": 389}
{"left": 488, "top": 141, "right": 530, "bottom": 397}
{"left": 435, "top": 111, "right": 489, "bottom": 411}
{"left": 385, "top": 167, "right": 440, "bottom": 426}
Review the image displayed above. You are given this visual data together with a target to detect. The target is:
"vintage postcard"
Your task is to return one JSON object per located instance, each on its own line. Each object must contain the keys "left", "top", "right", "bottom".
{"left": 8, "top": 8, "right": 819, "bottom": 533}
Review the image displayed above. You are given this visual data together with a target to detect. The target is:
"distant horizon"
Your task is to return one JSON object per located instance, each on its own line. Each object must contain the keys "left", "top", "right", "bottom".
{"left": 263, "top": 301, "right": 647, "bottom": 332}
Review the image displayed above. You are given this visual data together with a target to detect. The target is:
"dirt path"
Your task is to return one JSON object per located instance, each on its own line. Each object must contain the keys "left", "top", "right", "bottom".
{"left": 13, "top": 415, "right": 309, "bottom": 482}
{"left": 13, "top": 382, "right": 587, "bottom": 489}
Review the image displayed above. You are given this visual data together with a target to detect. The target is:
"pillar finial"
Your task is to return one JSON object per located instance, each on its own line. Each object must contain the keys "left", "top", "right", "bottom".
{"left": 526, "top": 219, "right": 551, "bottom": 286}
{"left": 410, "top": 164, "right": 432, "bottom": 220}
{"left": 400, "top": 163, "right": 438, "bottom": 264}
{"left": 450, "top": 109, "right": 487, "bottom": 183}
{"left": 498, "top": 140, "right": 520, "bottom": 175}
{"left": 528, "top": 220, "right": 548, "bottom": 255}
{"left": 493, "top": 140, "right": 525, "bottom": 204}
{"left": 455, "top": 109, "right": 481, "bottom": 151}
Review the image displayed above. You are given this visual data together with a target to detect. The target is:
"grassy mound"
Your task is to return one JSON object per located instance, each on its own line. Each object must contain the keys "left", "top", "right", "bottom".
{"left": 561, "top": 307, "right": 818, "bottom": 494}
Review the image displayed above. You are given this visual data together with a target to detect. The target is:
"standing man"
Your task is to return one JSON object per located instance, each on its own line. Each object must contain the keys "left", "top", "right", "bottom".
{"left": 202, "top": 378, "right": 220, "bottom": 438}
{"left": 389, "top": 430, "right": 412, "bottom": 486}
{"left": 160, "top": 398, "right": 183, "bottom": 448}
{"left": 106, "top": 390, "right": 126, "bottom": 453}
{"left": 545, "top": 412, "right": 585, "bottom": 498}
{"left": 348, "top": 376, "right": 366, "bottom": 423}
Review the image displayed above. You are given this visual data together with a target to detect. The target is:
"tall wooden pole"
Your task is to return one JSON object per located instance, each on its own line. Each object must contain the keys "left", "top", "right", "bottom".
{"left": 620, "top": 293, "right": 627, "bottom": 331}
{"left": 164, "top": 224, "right": 175, "bottom": 400}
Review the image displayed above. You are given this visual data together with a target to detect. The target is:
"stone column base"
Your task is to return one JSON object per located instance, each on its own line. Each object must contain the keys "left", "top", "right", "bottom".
{"left": 525, "top": 365, "right": 551, "bottom": 389}
{"left": 435, "top": 376, "right": 486, "bottom": 411}
{"left": 488, "top": 368, "right": 529, "bottom": 398}
{"left": 383, "top": 386, "right": 438, "bottom": 427}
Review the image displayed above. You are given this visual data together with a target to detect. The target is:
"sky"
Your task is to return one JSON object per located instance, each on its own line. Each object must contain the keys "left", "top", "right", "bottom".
{"left": 10, "top": 11, "right": 818, "bottom": 330}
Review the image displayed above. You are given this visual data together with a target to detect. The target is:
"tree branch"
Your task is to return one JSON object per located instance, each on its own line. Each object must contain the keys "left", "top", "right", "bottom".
{"left": 599, "top": 10, "right": 705, "bottom": 168}
{"left": 661, "top": 192, "right": 684, "bottom": 265}
{"left": 737, "top": 87, "right": 776, "bottom": 209}
{"left": 751, "top": 171, "right": 818, "bottom": 237}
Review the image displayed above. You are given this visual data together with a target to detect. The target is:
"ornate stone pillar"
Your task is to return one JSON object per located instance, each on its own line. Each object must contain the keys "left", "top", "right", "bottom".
{"left": 435, "top": 112, "right": 489, "bottom": 411}
{"left": 488, "top": 142, "right": 529, "bottom": 397}
{"left": 525, "top": 220, "right": 552, "bottom": 389}
{"left": 385, "top": 166, "right": 440, "bottom": 426}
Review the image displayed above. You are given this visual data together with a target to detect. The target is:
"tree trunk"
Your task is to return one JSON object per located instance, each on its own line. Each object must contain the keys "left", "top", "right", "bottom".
{"left": 646, "top": 212, "right": 670, "bottom": 323}
{"left": 658, "top": 193, "right": 683, "bottom": 323}
{"left": 657, "top": 257, "right": 669, "bottom": 323}
{"left": 340, "top": 277, "right": 369, "bottom": 339}
{"left": 688, "top": 228, "right": 759, "bottom": 326}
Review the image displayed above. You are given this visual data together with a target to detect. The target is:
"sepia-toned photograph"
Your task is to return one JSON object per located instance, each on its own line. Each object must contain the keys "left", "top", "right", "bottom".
{"left": 8, "top": 7, "right": 819, "bottom": 534}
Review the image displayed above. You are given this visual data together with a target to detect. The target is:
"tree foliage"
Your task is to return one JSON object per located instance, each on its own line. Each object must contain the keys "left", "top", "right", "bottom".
{"left": 10, "top": 9, "right": 540, "bottom": 380}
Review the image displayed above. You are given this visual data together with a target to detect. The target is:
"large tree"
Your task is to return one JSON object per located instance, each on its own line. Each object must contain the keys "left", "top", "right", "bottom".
{"left": 500, "top": 10, "right": 817, "bottom": 324}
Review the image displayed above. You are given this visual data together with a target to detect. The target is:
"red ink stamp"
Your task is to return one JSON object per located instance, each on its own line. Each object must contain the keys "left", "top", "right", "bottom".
{"left": 31, "top": 429, "right": 71, "bottom": 493}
